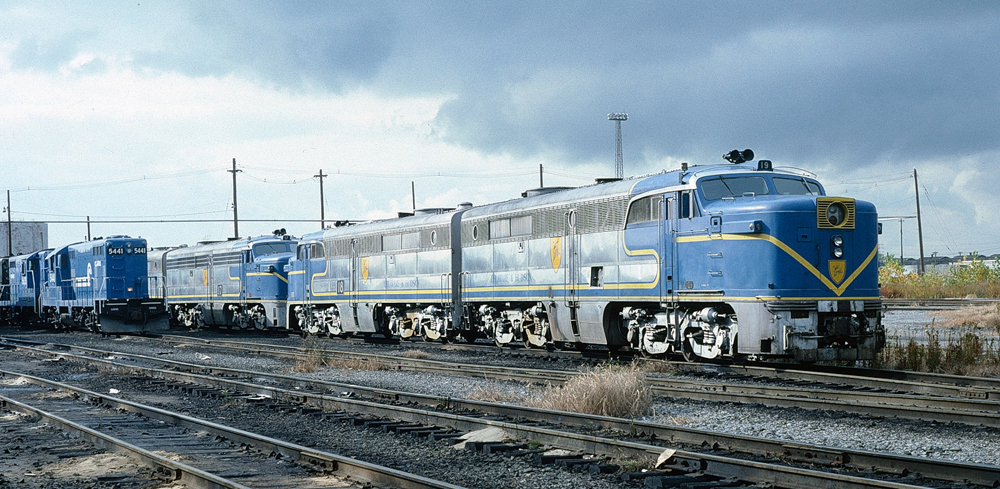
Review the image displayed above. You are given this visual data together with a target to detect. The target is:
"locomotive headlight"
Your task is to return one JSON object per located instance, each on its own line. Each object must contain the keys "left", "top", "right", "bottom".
{"left": 832, "top": 247, "right": 844, "bottom": 258}
{"left": 826, "top": 203, "right": 847, "bottom": 226}
{"left": 831, "top": 235, "right": 843, "bottom": 247}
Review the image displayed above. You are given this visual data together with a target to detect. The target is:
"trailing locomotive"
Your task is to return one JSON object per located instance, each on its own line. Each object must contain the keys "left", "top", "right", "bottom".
{"left": 1, "top": 249, "right": 49, "bottom": 326}
{"left": 160, "top": 234, "right": 296, "bottom": 330}
{"left": 286, "top": 151, "right": 884, "bottom": 362}
{"left": 34, "top": 236, "right": 168, "bottom": 333}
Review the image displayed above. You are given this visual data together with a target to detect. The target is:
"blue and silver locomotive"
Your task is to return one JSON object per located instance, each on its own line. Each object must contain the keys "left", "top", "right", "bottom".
{"left": 286, "top": 209, "right": 465, "bottom": 338}
{"left": 161, "top": 234, "right": 296, "bottom": 330}
{"left": 287, "top": 150, "right": 883, "bottom": 362}
{"left": 37, "top": 236, "right": 168, "bottom": 333}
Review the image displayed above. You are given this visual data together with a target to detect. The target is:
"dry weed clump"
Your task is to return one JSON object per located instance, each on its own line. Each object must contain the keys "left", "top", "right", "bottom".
{"left": 399, "top": 349, "right": 433, "bottom": 359}
{"left": 292, "top": 337, "right": 389, "bottom": 373}
{"left": 526, "top": 362, "right": 652, "bottom": 418}
{"left": 323, "top": 355, "right": 389, "bottom": 371}
{"left": 930, "top": 305, "right": 1000, "bottom": 330}
{"left": 636, "top": 358, "right": 678, "bottom": 375}
{"left": 875, "top": 323, "right": 1000, "bottom": 376}
{"left": 294, "top": 353, "right": 390, "bottom": 372}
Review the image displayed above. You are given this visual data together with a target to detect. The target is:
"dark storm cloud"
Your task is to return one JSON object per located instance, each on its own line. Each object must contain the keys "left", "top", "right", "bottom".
{"left": 59, "top": 1, "right": 1000, "bottom": 168}
{"left": 132, "top": 2, "right": 398, "bottom": 90}
{"left": 400, "top": 1, "right": 1000, "bottom": 167}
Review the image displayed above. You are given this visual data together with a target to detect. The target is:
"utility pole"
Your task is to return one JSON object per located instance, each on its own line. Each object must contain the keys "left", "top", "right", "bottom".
{"left": 7, "top": 190, "right": 14, "bottom": 256}
{"left": 86, "top": 216, "right": 91, "bottom": 241}
{"left": 314, "top": 169, "right": 327, "bottom": 229}
{"left": 228, "top": 158, "right": 242, "bottom": 239}
{"left": 411, "top": 181, "right": 416, "bottom": 211}
{"left": 914, "top": 168, "right": 926, "bottom": 275}
{"left": 608, "top": 113, "right": 628, "bottom": 179}
{"left": 539, "top": 164, "right": 544, "bottom": 188}
{"left": 5, "top": 190, "right": 11, "bottom": 256}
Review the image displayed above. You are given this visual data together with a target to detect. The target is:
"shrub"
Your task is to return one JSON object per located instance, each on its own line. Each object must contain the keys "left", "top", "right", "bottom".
{"left": 525, "top": 362, "right": 652, "bottom": 418}
{"left": 399, "top": 349, "right": 433, "bottom": 359}
{"left": 880, "top": 253, "right": 1000, "bottom": 299}
{"left": 875, "top": 309, "right": 1000, "bottom": 376}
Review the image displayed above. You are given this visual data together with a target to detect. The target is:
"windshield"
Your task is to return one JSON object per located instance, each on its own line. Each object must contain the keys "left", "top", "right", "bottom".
{"left": 773, "top": 177, "right": 823, "bottom": 196}
{"left": 700, "top": 176, "right": 770, "bottom": 200}
{"left": 253, "top": 243, "right": 292, "bottom": 256}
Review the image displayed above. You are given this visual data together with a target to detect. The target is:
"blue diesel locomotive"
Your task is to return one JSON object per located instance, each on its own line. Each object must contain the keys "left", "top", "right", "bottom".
{"left": 1, "top": 250, "right": 50, "bottom": 326}
{"left": 286, "top": 152, "right": 884, "bottom": 362}
{"left": 161, "top": 234, "right": 296, "bottom": 330}
{"left": 37, "top": 236, "right": 169, "bottom": 333}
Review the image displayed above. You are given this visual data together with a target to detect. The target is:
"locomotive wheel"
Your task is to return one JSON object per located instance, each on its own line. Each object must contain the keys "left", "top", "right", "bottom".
{"left": 303, "top": 320, "right": 321, "bottom": 336}
{"left": 423, "top": 328, "right": 441, "bottom": 341}
{"left": 399, "top": 329, "right": 414, "bottom": 339}
{"left": 326, "top": 321, "right": 343, "bottom": 337}
{"left": 522, "top": 328, "right": 549, "bottom": 349}
{"left": 493, "top": 326, "right": 514, "bottom": 347}
{"left": 250, "top": 307, "right": 267, "bottom": 330}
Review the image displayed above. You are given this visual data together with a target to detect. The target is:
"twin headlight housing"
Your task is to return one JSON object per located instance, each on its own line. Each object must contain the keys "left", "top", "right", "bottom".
{"left": 831, "top": 235, "right": 844, "bottom": 258}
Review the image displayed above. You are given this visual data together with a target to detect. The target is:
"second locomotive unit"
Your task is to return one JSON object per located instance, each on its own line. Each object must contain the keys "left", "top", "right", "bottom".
{"left": 285, "top": 150, "right": 884, "bottom": 362}
{"left": 159, "top": 234, "right": 296, "bottom": 330}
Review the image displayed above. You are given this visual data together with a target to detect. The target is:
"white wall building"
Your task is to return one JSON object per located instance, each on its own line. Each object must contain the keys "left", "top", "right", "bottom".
{"left": 0, "top": 221, "right": 48, "bottom": 256}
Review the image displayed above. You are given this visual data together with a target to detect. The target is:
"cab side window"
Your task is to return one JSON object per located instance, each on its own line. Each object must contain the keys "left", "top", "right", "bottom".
{"left": 310, "top": 244, "right": 325, "bottom": 259}
{"left": 626, "top": 195, "right": 663, "bottom": 226}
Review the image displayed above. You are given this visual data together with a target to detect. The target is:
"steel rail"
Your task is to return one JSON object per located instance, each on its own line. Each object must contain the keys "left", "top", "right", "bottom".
{"left": 0, "top": 394, "right": 252, "bottom": 489}
{"left": 0, "top": 368, "right": 466, "bottom": 489}
{"left": 729, "top": 362, "right": 1000, "bottom": 395}
{"left": 136, "top": 335, "right": 1000, "bottom": 426}
{"left": 158, "top": 333, "right": 1000, "bottom": 399}
{"left": 9, "top": 341, "right": 1000, "bottom": 488}
{"left": 154, "top": 334, "right": 1000, "bottom": 400}
{"left": 0, "top": 357, "right": 935, "bottom": 489}
{"left": 13, "top": 334, "right": 1000, "bottom": 427}
{"left": 676, "top": 363, "right": 1000, "bottom": 400}
{"left": 882, "top": 298, "right": 1000, "bottom": 310}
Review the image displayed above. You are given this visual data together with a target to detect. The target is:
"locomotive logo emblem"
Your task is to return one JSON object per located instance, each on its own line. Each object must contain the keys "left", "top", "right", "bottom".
{"left": 550, "top": 237, "right": 562, "bottom": 271}
{"left": 361, "top": 257, "right": 369, "bottom": 282}
{"left": 202, "top": 269, "right": 208, "bottom": 287}
{"left": 828, "top": 260, "right": 846, "bottom": 285}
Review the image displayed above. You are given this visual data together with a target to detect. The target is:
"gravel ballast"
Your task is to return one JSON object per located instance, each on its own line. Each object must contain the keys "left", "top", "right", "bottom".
{"left": 6, "top": 329, "right": 1000, "bottom": 471}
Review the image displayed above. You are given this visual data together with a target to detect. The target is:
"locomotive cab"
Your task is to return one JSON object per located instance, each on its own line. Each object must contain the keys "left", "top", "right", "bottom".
{"left": 625, "top": 155, "right": 885, "bottom": 362}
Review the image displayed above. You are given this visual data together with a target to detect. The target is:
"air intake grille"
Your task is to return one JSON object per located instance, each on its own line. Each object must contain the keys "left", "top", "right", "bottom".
{"left": 816, "top": 197, "right": 855, "bottom": 229}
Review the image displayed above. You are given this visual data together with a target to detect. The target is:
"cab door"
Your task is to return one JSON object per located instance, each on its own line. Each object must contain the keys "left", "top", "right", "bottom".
{"left": 661, "top": 196, "right": 676, "bottom": 303}
{"left": 562, "top": 208, "right": 581, "bottom": 342}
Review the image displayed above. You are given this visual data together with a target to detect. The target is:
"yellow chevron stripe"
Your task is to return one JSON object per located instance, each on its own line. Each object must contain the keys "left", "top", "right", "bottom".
{"left": 676, "top": 233, "right": 878, "bottom": 296}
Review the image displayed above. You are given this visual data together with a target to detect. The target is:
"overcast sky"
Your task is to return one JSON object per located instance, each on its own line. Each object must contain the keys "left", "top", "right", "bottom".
{"left": 2, "top": 1, "right": 999, "bottom": 259}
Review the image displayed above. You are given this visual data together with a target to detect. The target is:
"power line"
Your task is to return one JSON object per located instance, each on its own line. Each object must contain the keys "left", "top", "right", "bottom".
{"left": 34, "top": 218, "right": 330, "bottom": 224}
{"left": 8, "top": 168, "right": 221, "bottom": 192}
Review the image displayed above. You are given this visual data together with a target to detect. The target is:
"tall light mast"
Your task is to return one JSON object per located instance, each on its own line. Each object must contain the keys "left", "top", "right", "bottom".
{"left": 608, "top": 113, "right": 628, "bottom": 179}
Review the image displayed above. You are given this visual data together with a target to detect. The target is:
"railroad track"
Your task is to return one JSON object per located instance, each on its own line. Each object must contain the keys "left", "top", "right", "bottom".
{"left": 158, "top": 332, "right": 1000, "bottom": 398}
{"left": 131, "top": 334, "right": 1000, "bottom": 428}
{"left": 10, "top": 332, "right": 1000, "bottom": 421}
{"left": 882, "top": 298, "right": 1000, "bottom": 310}
{"left": 0, "top": 367, "right": 463, "bottom": 488}
{"left": 4, "top": 338, "right": 999, "bottom": 488}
